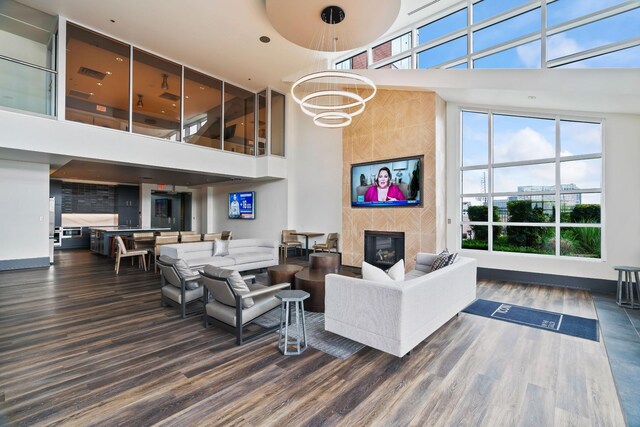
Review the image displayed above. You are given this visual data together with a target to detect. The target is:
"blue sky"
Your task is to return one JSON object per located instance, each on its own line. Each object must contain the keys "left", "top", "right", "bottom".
{"left": 414, "top": 0, "right": 639, "bottom": 69}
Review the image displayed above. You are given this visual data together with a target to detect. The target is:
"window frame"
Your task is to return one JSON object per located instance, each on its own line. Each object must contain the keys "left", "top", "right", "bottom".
{"left": 459, "top": 107, "right": 605, "bottom": 260}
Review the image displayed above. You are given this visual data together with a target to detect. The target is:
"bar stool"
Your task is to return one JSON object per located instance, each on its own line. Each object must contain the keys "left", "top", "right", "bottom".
{"left": 276, "top": 290, "right": 309, "bottom": 355}
{"left": 614, "top": 266, "right": 640, "bottom": 309}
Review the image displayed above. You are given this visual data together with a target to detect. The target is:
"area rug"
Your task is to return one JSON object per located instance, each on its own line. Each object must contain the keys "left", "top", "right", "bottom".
{"left": 254, "top": 310, "right": 365, "bottom": 359}
{"left": 463, "top": 299, "right": 599, "bottom": 341}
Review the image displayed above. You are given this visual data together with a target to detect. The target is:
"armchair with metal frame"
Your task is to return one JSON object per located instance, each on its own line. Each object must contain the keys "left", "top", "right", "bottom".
{"left": 200, "top": 267, "right": 290, "bottom": 345}
{"left": 156, "top": 255, "right": 203, "bottom": 318}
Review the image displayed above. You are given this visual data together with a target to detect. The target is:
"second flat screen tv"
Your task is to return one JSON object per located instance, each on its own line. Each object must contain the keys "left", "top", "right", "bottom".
{"left": 351, "top": 156, "right": 423, "bottom": 207}
{"left": 228, "top": 191, "right": 255, "bottom": 219}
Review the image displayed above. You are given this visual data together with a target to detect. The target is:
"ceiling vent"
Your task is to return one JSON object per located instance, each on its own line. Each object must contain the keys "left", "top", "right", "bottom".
{"left": 159, "top": 92, "right": 180, "bottom": 101}
{"left": 408, "top": 0, "right": 441, "bottom": 15}
{"left": 78, "top": 66, "right": 106, "bottom": 80}
{"left": 68, "top": 89, "right": 92, "bottom": 99}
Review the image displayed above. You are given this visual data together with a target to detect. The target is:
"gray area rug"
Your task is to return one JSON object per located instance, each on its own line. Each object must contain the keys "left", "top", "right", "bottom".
{"left": 254, "top": 309, "right": 365, "bottom": 359}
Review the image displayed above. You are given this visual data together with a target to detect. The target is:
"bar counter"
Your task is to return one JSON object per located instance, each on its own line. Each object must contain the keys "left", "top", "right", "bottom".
{"left": 89, "top": 227, "right": 171, "bottom": 256}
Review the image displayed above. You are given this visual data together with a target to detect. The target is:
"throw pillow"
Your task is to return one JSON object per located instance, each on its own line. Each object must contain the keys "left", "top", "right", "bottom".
{"left": 202, "top": 265, "right": 254, "bottom": 308}
{"left": 174, "top": 259, "right": 200, "bottom": 290}
{"left": 158, "top": 255, "right": 199, "bottom": 290}
{"left": 446, "top": 252, "right": 458, "bottom": 266}
{"left": 387, "top": 259, "right": 405, "bottom": 281}
{"left": 213, "top": 239, "right": 229, "bottom": 256}
{"left": 430, "top": 249, "right": 451, "bottom": 272}
{"left": 362, "top": 261, "right": 392, "bottom": 282}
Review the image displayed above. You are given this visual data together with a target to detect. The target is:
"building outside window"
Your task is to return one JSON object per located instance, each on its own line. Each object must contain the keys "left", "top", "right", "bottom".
{"left": 460, "top": 110, "right": 603, "bottom": 258}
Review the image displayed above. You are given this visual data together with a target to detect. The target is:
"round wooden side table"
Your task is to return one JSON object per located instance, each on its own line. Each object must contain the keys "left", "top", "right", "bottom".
{"left": 268, "top": 264, "right": 304, "bottom": 286}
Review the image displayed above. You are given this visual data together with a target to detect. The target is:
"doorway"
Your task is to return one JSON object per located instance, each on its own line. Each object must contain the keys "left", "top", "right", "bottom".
{"left": 151, "top": 191, "right": 192, "bottom": 231}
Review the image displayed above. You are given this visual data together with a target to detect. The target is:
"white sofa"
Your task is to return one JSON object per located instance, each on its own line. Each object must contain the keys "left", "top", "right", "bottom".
{"left": 325, "top": 253, "right": 477, "bottom": 357}
{"left": 159, "top": 239, "right": 278, "bottom": 271}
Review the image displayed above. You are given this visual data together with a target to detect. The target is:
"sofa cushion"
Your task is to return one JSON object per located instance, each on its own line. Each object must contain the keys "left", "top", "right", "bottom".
{"left": 447, "top": 252, "right": 458, "bottom": 266}
{"left": 387, "top": 259, "right": 405, "bottom": 281}
{"left": 227, "top": 252, "right": 274, "bottom": 265}
{"left": 213, "top": 239, "right": 230, "bottom": 256}
{"left": 203, "top": 265, "right": 255, "bottom": 308}
{"left": 362, "top": 261, "right": 392, "bottom": 282}
{"left": 187, "top": 256, "right": 235, "bottom": 268}
{"left": 430, "top": 250, "right": 451, "bottom": 272}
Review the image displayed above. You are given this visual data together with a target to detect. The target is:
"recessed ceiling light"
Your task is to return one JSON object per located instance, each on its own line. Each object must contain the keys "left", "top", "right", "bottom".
{"left": 106, "top": 71, "right": 112, "bottom": 75}
{"left": 172, "top": 103, "right": 176, "bottom": 107}
{"left": 110, "top": 19, "right": 116, "bottom": 23}
{"left": 97, "top": 82, "right": 102, "bottom": 86}
{"left": 259, "top": 36, "right": 271, "bottom": 43}
{"left": 89, "top": 92, "right": 94, "bottom": 96}
{"left": 185, "top": 95, "right": 189, "bottom": 99}
{"left": 161, "top": 110, "right": 165, "bottom": 113}
{"left": 115, "top": 57, "right": 123, "bottom": 62}
{"left": 248, "top": 78, "right": 252, "bottom": 81}
{"left": 199, "top": 86, "right": 205, "bottom": 90}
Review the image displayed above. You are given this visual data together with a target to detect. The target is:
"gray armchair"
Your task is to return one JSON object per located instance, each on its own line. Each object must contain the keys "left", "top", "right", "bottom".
{"left": 200, "top": 265, "right": 290, "bottom": 345}
{"left": 157, "top": 255, "right": 203, "bottom": 318}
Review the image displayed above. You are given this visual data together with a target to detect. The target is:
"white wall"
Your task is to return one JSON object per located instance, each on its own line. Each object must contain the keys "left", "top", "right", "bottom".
{"left": 0, "top": 159, "right": 49, "bottom": 261}
{"left": 445, "top": 103, "right": 640, "bottom": 280}
{"left": 287, "top": 102, "right": 343, "bottom": 248}
{"left": 208, "top": 180, "right": 288, "bottom": 242}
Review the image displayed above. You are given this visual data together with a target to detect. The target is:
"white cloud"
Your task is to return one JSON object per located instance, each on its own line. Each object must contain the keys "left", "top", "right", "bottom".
{"left": 516, "top": 42, "right": 541, "bottom": 68}
{"left": 494, "top": 127, "right": 555, "bottom": 163}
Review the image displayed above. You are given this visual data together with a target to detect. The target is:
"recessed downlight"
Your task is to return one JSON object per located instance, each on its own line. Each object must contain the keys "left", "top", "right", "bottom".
{"left": 259, "top": 36, "right": 271, "bottom": 43}
{"left": 115, "top": 57, "right": 123, "bottom": 62}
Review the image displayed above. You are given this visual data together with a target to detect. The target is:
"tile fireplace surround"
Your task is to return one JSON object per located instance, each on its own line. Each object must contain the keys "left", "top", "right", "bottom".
{"left": 342, "top": 89, "right": 447, "bottom": 270}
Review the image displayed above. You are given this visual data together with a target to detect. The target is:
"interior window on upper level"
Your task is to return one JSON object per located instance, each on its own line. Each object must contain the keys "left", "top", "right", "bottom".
{"left": 336, "top": 51, "right": 368, "bottom": 69}
{"left": 0, "top": 0, "right": 57, "bottom": 115}
{"left": 257, "top": 90, "right": 266, "bottom": 156}
{"left": 66, "top": 23, "right": 130, "bottom": 131}
{"left": 183, "top": 68, "right": 222, "bottom": 149}
{"left": 132, "top": 49, "right": 181, "bottom": 140}
{"left": 223, "top": 83, "right": 255, "bottom": 155}
{"left": 270, "top": 90, "right": 285, "bottom": 157}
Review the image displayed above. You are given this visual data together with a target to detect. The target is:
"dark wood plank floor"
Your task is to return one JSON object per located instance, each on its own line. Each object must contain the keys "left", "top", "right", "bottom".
{"left": 0, "top": 250, "right": 624, "bottom": 426}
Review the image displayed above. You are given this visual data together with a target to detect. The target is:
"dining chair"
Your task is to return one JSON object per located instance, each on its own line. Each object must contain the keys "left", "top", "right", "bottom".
{"left": 202, "top": 233, "right": 222, "bottom": 241}
{"left": 180, "top": 232, "right": 201, "bottom": 243}
{"left": 313, "top": 232, "right": 339, "bottom": 253}
{"left": 151, "top": 235, "right": 179, "bottom": 272}
{"left": 114, "top": 235, "right": 149, "bottom": 275}
{"left": 221, "top": 230, "right": 232, "bottom": 240}
{"left": 280, "top": 229, "right": 303, "bottom": 260}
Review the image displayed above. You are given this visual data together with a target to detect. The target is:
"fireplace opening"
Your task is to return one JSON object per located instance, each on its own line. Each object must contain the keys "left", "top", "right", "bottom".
{"left": 364, "top": 230, "right": 405, "bottom": 271}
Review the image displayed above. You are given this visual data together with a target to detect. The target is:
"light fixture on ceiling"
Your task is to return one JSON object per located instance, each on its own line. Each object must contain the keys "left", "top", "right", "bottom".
{"left": 289, "top": 6, "right": 377, "bottom": 128}
{"left": 137, "top": 94, "right": 143, "bottom": 108}
{"left": 161, "top": 74, "right": 169, "bottom": 90}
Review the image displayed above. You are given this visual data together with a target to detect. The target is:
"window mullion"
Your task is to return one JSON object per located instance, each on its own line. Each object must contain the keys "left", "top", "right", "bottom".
{"left": 488, "top": 110, "right": 494, "bottom": 252}
{"left": 555, "top": 116, "right": 561, "bottom": 256}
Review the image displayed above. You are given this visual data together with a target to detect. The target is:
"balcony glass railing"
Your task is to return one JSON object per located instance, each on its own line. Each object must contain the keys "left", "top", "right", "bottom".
{"left": 0, "top": 55, "right": 56, "bottom": 116}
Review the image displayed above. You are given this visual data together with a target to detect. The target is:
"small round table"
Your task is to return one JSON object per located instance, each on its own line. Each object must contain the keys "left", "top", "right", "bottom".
{"left": 614, "top": 266, "right": 640, "bottom": 309}
{"left": 268, "top": 264, "right": 304, "bottom": 287}
{"left": 276, "top": 290, "right": 310, "bottom": 355}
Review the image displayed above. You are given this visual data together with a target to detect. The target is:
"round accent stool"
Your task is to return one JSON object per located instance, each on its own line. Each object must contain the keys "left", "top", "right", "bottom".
{"left": 309, "top": 252, "right": 340, "bottom": 273}
{"left": 295, "top": 270, "right": 328, "bottom": 313}
{"left": 276, "top": 290, "right": 310, "bottom": 356}
{"left": 614, "top": 266, "right": 640, "bottom": 309}
{"left": 268, "top": 264, "right": 304, "bottom": 287}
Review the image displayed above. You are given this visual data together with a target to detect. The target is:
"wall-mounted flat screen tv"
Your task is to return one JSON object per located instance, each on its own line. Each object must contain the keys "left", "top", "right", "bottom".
{"left": 351, "top": 156, "right": 423, "bottom": 208}
{"left": 228, "top": 191, "right": 255, "bottom": 219}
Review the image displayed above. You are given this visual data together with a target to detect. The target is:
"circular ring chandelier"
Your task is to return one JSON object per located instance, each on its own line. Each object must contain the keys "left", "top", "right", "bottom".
{"left": 291, "top": 70, "right": 377, "bottom": 128}
{"left": 283, "top": 4, "right": 382, "bottom": 128}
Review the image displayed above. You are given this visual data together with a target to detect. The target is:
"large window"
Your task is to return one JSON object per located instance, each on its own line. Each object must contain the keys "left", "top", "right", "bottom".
{"left": 335, "top": 1, "right": 640, "bottom": 70}
{"left": 223, "top": 83, "right": 255, "bottom": 155}
{"left": 183, "top": 68, "right": 222, "bottom": 149}
{"left": 461, "top": 110, "right": 603, "bottom": 259}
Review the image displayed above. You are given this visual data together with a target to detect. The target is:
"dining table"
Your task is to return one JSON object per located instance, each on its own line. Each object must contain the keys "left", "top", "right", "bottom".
{"left": 291, "top": 231, "right": 324, "bottom": 258}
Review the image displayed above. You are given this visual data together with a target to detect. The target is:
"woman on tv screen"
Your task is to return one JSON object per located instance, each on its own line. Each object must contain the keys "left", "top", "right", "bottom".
{"left": 364, "top": 167, "right": 406, "bottom": 202}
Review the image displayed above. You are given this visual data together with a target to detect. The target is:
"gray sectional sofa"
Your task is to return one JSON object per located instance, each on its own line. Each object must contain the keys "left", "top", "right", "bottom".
{"left": 159, "top": 239, "right": 279, "bottom": 271}
{"left": 325, "top": 252, "right": 477, "bottom": 357}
